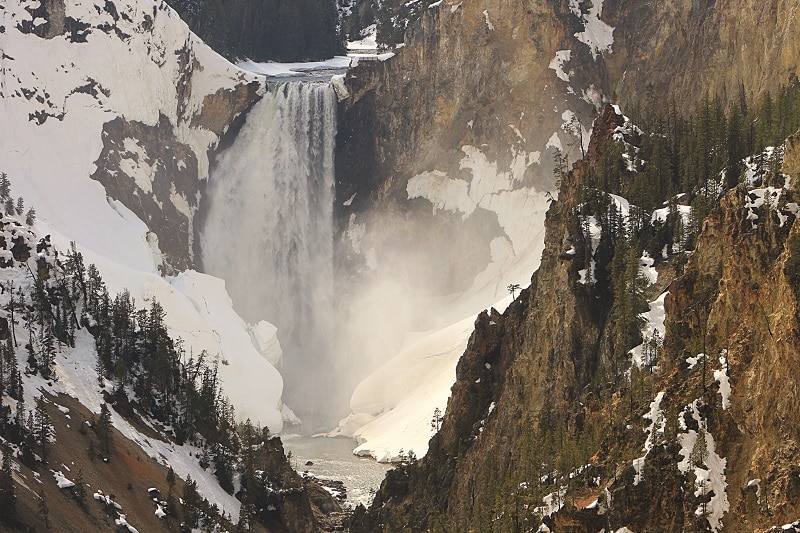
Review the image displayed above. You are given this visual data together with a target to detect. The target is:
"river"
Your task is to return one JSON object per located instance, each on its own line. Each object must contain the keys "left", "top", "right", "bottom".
{"left": 282, "top": 435, "right": 392, "bottom": 508}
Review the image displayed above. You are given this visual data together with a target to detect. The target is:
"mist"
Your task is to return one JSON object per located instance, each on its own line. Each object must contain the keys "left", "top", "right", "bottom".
{"left": 200, "top": 79, "right": 552, "bottom": 433}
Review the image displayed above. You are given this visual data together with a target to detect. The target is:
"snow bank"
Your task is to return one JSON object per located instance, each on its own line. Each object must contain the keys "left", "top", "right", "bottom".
{"left": 677, "top": 400, "right": 729, "bottom": 531}
{"left": 53, "top": 470, "right": 76, "bottom": 489}
{"left": 238, "top": 57, "right": 351, "bottom": 77}
{"left": 568, "top": 0, "right": 615, "bottom": 59}
{"left": 632, "top": 391, "right": 665, "bottom": 485}
{"left": 337, "top": 314, "right": 478, "bottom": 462}
{"left": 713, "top": 351, "right": 731, "bottom": 410}
{"left": 549, "top": 50, "right": 573, "bottom": 82}
{"left": 353, "top": 144, "right": 554, "bottom": 459}
{"left": 1, "top": 0, "right": 286, "bottom": 432}
{"left": 629, "top": 291, "right": 667, "bottom": 369}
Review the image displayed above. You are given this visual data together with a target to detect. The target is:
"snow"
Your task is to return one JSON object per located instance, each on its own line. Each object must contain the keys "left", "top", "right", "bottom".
{"left": 549, "top": 50, "right": 573, "bottom": 82}
{"left": 686, "top": 353, "right": 706, "bottom": 371}
{"left": 568, "top": 0, "right": 615, "bottom": 59}
{"left": 743, "top": 185, "right": 795, "bottom": 229}
{"left": 652, "top": 203, "right": 692, "bottom": 228}
{"left": 629, "top": 291, "right": 667, "bottom": 369}
{"left": 577, "top": 215, "right": 601, "bottom": 284}
{"left": 677, "top": 400, "right": 729, "bottom": 531}
{"left": 337, "top": 313, "right": 480, "bottom": 462}
{"left": 536, "top": 486, "right": 567, "bottom": 520}
{"left": 335, "top": 288, "right": 525, "bottom": 462}
{"left": 0, "top": 0, "right": 289, "bottom": 516}
{"left": 46, "top": 326, "right": 243, "bottom": 520}
{"left": 638, "top": 252, "right": 658, "bottom": 285}
{"left": 53, "top": 470, "right": 76, "bottom": 489}
{"left": 713, "top": 351, "right": 731, "bottom": 410}
{"left": 237, "top": 56, "right": 351, "bottom": 78}
{"left": 357, "top": 143, "right": 553, "bottom": 459}
{"left": 114, "top": 514, "right": 140, "bottom": 533}
{"left": 155, "top": 504, "right": 167, "bottom": 518}
{"left": 633, "top": 391, "right": 665, "bottom": 485}
{"left": 546, "top": 132, "right": 563, "bottom": 151}
{"left": 347, "top": 25, "right": 378, "bottom": 51}
{"left": 483, "top": 10, "right": 495, "bottom": 31}
{"left": 407, "top": 145, "right": 549, "bottom": 256}
{"left": 94, "top": 490, "right": 123, "bottom": 510}
{"left": 343, "top": 192, "right": 357, "bottom": 207}
{"left": 2, "top": 0, "right": 286, "bottom": 433}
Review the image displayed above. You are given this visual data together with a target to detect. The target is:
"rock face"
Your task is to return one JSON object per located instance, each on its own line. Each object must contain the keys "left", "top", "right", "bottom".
{"left": 350, "top": 98, "right": 800, "bottom": 530}
{"left": 1, "top": 0, "right": 263, "bottom": 273}
{"left": 335, "top": 0, "right": 602, "bottom": 306}
{"left": 604, "top": 0, "right": 800, "bottom": 110}
{"left": 337, "top": 0, "right": 800, "bottom": 232}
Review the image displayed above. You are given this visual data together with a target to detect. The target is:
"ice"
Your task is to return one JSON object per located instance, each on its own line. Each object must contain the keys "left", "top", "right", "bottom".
{"left": 237, "top": 57, "right": 351, "bottom": 77}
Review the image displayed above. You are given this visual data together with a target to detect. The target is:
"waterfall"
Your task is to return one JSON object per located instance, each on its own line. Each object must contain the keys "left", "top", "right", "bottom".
{"left": 200, "top": 81, "right": 337, "bottom": 426}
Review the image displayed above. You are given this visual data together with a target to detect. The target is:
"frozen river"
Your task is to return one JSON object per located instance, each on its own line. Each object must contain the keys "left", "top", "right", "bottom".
{"left": 282, "top": 435, "right": 392, "bottom": 508}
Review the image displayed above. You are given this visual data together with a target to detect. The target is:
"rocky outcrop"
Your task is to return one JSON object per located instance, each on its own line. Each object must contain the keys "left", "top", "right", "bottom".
{"left": 335, "top": 0, "right": 604, "bottom": 300}
{"left": 352, "top": 103, "right": 800, "bottom": 530}
{"left": 90, "top": 79, "right": 259, "bottom": 272}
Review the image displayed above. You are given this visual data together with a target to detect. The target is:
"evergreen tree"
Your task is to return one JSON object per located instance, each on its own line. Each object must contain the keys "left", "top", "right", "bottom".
{"left": 6, "top": 283, "right": 19, "bottom": 348}
{"left": 97, "top": 403, "right": 112, "bottom": 456}
{"left": 182, "top": 475, "right": 200, "bottom": 528}
{"left": 32, "top": 398, "right": 53, "bottom": 462}
{"left": 0, "top": 173, "right": 10, "bottom": 200}
{"left": 36, "top": 488, "right": 49, "bottom": 529}
{"left": 73, "top": 469, "right": 87, "bottom": 506}
{"left": 0, "top": 451, "right": 15, "bottom": 522}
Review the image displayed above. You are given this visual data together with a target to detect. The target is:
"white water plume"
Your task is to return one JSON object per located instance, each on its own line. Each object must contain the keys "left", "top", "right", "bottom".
{"left": 200, "top": 81, "right": 337, "bottom": 426}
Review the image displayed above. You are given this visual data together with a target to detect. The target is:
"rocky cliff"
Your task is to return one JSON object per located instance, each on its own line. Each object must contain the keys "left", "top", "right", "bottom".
{"left": 1, "top": 0, "right": 263, "bottom": 273}
{"left": 335, "top": 0, "right": 800, "bottom": 271}
{"left": 334, "top": 0, "right": 602, "bottom": 297}
{"left": 350, "top": 92, "right": 800, "bottom": 530}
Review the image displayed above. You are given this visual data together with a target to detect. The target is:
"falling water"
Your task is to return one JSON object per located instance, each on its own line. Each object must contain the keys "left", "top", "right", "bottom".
{"left": 200, "top": 81, "right": 337, "bottom": 427}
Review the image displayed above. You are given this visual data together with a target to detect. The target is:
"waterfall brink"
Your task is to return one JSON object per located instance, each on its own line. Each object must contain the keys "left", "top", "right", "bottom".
{"left": 200, "top": 81, "right": 337, "bottom": 428}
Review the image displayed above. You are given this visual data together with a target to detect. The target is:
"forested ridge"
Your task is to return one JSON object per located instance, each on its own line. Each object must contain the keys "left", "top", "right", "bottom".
{"left": 169, "top": 0, "right": 343, "bottom": 62}
{"left": 0, "top": 176, "right": 329, "bottom": 531}
{"left": 352, "top": 79, "right": 800, "bottom": 532}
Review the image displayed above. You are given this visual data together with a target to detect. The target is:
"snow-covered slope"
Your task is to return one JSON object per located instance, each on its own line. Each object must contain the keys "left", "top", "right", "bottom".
{"left": 334, "top": 298, "right": 511, "bottom": 462}
{"left": 0, "top": 0, "right": 288, "bottom": 431}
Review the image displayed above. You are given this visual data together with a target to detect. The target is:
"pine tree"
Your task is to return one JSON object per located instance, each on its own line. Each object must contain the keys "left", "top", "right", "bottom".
{"left": 14, "top": 197, "right": 23, "bottom": 216}
{"left": 6, "top": 283, "right": 18, "bottom": 348}
{"left": 97, "top": 403, "right": 112, "bottom": 456}
{"left": 32, "top": 398, "right": 53, "bottom": 462}
{"left": 182, "top": 475, "right": 200, "bottom": 527}
{"left": 74, "top": 469, "right": 86, "bottom": 506}
{"left": 0, "top": 451, "right": 15, "bottom": 522}
{"left": 25, "top": 208, "right": 35, "bottom": 226}
{"left": 0, "top": 173, "right": 10, "bottom": 200}
{"left": 36, "top": 488, "right": 49, "bottom": 529}
{"left": 166, "top": 465, "right": 176, "bottom": 490}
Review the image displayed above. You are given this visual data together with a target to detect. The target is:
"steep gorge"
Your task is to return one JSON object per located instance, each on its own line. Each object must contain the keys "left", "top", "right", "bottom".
{"left": 351, "top": 101, "right": 800, "bottom": 530}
